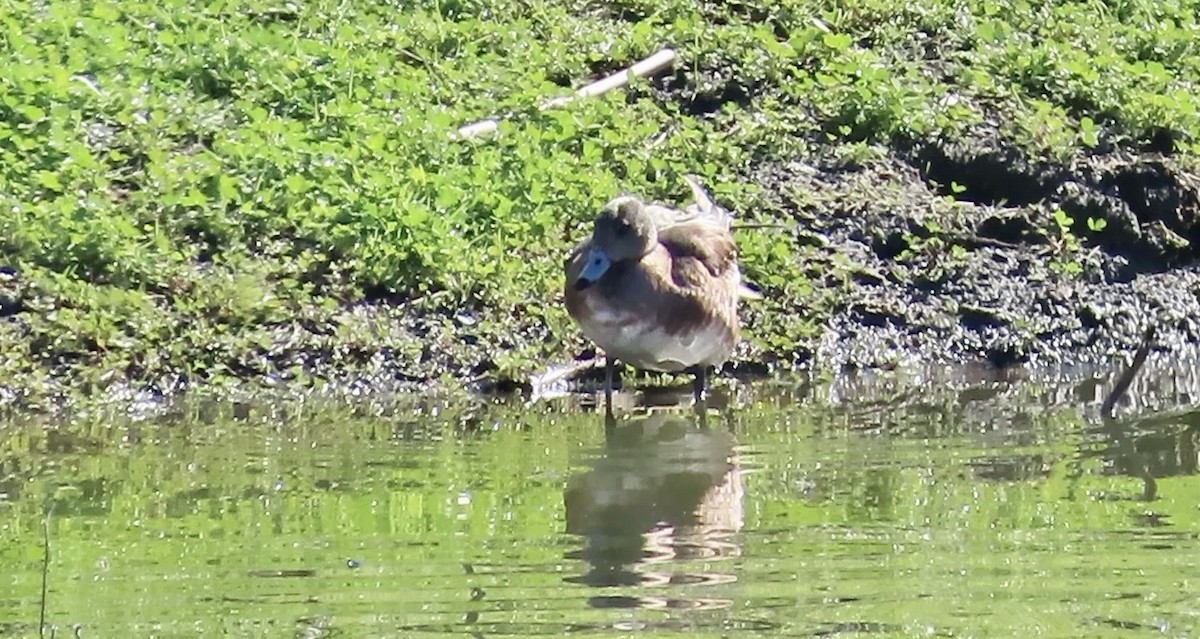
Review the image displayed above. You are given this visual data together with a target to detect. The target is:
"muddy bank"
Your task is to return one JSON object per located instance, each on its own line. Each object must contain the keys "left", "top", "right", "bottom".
{"left": 737, "top": 139, "right": 1200, "bottom": 374}
{"left": 3, "top": 142, "right": 1200, "bottom": 413}
{"left": 7, "top": 0, "right": 1200, "bottom": 415}
{"left": 233, "top": 141, "right": 1200, "bottom": 392}
{"left": 5, "top": 145, "right": 1200, "bottom": 413}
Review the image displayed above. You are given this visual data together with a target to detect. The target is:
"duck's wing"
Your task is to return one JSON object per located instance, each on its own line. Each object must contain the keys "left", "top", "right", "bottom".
{"left": 643, "top": 203, "right": 697, "bottom": 228}
{"left": 634, "top": 176, "right": 731, "bottom": 231}
{"left": 657, "top": 222, "right": 739, "bottom": 288}
{"left": 677, "top": 175, "right": 762, "bottom": 299}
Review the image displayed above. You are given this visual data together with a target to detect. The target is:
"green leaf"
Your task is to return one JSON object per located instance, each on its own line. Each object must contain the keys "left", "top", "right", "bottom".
{"left": 21, "top": 105, "right": 46, "bottom": 122}
{"left": 217, "top": 175, "right": 239, "bottom": 201}
{"left": 35, "top": 171, "right": 63, "bottom": 190}
{"left": 823, "top": 33, "right": 853, "bottom": 50}
{"left": 285, "top": 174, "right": 310, "bottom": 194}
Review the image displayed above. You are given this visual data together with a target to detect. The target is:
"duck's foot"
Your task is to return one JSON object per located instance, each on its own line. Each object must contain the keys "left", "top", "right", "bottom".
{"left": 687, "top": 365, "right": 711, "bottom": 428}
{"left": 603, "top": 356, "right": 627, "bottom": 432}
{"left": 604, "top": 400, "right": 617, "bottom": 436}
{"left": 687, "top": 365, "right": 709, "bottom": 403}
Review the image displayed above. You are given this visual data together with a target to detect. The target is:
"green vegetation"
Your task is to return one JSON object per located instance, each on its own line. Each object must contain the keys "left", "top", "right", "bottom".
{"left": 1049, "top": 207, "right": 1086, "bottom": 276}
{"left": 3, "top": 0, "right": 1200, "bottom": 406}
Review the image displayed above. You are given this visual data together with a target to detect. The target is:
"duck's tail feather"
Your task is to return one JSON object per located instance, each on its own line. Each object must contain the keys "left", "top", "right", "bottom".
{"left": 682, "top": 174, "right": 735, "bottom": 229}
{"left": 738, "top": 280, "right": 763, "bottom": 300}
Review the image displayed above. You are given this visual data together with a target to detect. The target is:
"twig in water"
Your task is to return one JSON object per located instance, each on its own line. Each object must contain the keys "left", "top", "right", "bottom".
{"left": 528, "top": 357, "right": 604, "bottom": 403}
{"left": 1101, "top": 325, "right": 1157, "bottom": 419}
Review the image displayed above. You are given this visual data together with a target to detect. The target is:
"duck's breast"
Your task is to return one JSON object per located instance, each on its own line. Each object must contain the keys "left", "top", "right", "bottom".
{"left": 573, "top": 289, "right": 736, "bottom": 371}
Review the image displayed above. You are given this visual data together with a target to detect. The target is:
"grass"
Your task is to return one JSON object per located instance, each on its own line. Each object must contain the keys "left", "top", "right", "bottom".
{"left": 2, "top": 0, "right": 1200, "bottom": 408}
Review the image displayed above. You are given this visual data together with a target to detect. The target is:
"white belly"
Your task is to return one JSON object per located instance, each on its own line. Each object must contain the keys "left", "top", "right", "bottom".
{"left": 579, "top": 307, "right": 731, "bottom": 371}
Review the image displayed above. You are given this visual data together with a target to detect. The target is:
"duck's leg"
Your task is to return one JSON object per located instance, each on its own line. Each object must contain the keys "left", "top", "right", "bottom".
{"left": 690, "top": 365, "right": 710, "bottom": 428}
{"left": 603, "top": 356, "right": 616, "bottom": 431}
{"left": 690, "top": 365, "right": 708, "bottom": 402}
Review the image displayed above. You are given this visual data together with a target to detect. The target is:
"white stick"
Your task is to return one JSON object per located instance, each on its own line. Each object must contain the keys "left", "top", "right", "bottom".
{"left": 563, "top": 47, "right": 677, "bottom": 103}
{"left": 453, "top": 47, "right": 677, "bottom": 140}
{"left": 454, "top": 118, "right": 499, "bottom": 139}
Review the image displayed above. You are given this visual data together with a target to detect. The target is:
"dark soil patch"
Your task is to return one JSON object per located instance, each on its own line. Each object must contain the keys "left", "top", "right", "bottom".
{"left": 748, "top": 135, "right": 1200, "bottom": 373}
{"left": 909, "top": 140, "right": 1062, "bottom": 207}
{"left": 908, "top": 138, "right": 1200, "bottom": 269}
{"left": 650, "top": 67, "right": 757, "bottom": 117}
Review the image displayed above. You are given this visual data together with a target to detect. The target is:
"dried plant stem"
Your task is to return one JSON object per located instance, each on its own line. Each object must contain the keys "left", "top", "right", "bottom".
{"left": 455, "top": 48, "right": 677, "bottom": 140}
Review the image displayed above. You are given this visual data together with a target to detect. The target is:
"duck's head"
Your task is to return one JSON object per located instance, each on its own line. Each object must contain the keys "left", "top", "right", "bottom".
{"left": 573, "top": 196, "right": 658, "bottom": 291}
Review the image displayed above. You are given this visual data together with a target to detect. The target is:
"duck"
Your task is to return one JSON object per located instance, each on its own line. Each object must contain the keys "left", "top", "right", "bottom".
{"left": 563, "top": 175, "right": 757, "bottom": 411}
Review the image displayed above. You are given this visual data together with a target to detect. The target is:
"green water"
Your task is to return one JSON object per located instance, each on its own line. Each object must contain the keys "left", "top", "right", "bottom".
{"left": 2, "top": 373, "right": 1199, "bottom": 638}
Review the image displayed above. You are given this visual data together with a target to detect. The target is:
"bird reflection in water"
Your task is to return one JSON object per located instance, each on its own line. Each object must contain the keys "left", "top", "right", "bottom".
{"left": 563, "top": 407, "right": 743, "bottom": 611}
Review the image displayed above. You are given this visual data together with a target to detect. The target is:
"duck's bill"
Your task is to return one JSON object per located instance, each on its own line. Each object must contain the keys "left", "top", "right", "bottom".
{"left": 573, "top": 247, "right": 611, "bottom": 291}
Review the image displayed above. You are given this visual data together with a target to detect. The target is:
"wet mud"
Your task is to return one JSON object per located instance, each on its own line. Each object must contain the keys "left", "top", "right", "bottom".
{"left": 744, "top": 136, "right": 1200, "bottom": 373}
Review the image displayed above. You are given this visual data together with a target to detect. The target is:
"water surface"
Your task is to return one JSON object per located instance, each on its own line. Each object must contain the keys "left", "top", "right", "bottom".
{"left": 2, "top": 364, "right": 1200, "bottom": 638}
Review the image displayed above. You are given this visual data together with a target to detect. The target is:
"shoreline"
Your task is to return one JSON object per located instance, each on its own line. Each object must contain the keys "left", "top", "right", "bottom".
{"left": 3, "top": 1, "right": 1200, "bottom": 413}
